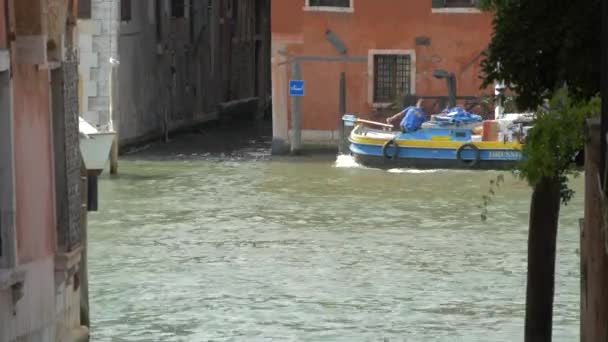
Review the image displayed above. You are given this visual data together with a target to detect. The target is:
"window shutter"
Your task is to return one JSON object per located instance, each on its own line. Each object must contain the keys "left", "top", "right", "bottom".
{"left": 121, "top": 0, "right": 132, "bottom": 21}
{"left": 432, "top": 0, "right": 445, "bottom": 8}
{"left": 78, "top": 0, "right": 92, "bottom": 19}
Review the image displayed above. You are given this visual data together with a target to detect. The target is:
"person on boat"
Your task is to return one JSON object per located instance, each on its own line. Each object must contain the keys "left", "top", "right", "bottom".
{"left": 386, "top": 99, "right": 426, "bottom": 132}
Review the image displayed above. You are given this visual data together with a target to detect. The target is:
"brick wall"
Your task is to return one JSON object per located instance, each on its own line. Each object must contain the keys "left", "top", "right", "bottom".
{"left": 271, "top": 0, "right": 493, "bottom": 147}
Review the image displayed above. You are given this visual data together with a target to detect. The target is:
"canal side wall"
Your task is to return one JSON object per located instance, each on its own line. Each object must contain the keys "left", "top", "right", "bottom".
{"left": 1, "top": 1, "right": 89, "bottom": 341}
{"left": 78, "top": 0, "right": 271, "bottom": 149}
{"left": 270, "top": 1, "right": 493, "bottom": 153}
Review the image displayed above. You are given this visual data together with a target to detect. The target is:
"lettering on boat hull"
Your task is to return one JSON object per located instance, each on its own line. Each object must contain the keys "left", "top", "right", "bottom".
{"left": 488, "top": 151, "right": 521, "bottom": 160}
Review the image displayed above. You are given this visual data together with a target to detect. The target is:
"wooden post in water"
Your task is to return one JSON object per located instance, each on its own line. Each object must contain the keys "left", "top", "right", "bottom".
{"left": 291, "top": 61, "right": 302, "bottom": 155}
{"left": 524, "top": 176, "right": 561, "bottom": 342}
{"left": 338, "top": 72, "right": 347, "bottom": 154}
{"left": 109, "top": 48, "right": 119, "bottom": 175}
{"left": 79, "top": 158, "right": 90, "bottom": 328}
{"left": 109, "top": 139, "right": 118, "bottom": 175}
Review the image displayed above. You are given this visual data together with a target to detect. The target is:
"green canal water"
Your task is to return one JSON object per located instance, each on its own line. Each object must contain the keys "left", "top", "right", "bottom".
{"left": 88, "top": 150, "right": 582, "bottom": 341}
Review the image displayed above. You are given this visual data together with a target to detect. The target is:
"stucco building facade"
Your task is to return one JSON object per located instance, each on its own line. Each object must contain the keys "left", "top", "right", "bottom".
{"left": 1, "top": 0, "right": 89, "bottom": 341}
{"left": 271, "top": 0, "right": 493, "bottom": 151}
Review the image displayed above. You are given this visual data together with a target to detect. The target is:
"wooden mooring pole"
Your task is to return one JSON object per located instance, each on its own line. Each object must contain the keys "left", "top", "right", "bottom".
{"left": 79, "top": 159, "right": 90, "bottom": 328}
{"left": 338, "top": 72, "right": 349, "bottom": 154}
{"left": 290, "top": 61, "right": 302, "bottom": 154}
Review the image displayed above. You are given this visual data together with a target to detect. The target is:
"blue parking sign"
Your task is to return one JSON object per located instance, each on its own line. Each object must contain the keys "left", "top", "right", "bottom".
{"left": 289, "top": 80, "right": 304, "bottom": 97}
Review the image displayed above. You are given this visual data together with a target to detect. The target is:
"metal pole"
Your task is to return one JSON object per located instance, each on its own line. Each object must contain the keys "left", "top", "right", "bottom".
{"left": 338, "top": 72, "right": 347, "bottom": 154}
{"left": 291, "top": 61, "right": 302, "bottom": 154}
{"left": 448, "top": 74, "right": 457, "bottom": 108}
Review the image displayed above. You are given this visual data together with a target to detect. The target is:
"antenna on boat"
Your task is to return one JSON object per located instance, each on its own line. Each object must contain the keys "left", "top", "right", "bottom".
{"left": 494, "top": 80, "right": 506, "bottom": 120}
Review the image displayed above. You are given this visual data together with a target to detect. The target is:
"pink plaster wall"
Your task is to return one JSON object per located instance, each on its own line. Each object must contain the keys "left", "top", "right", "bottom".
{"left": 13, "top": 63, "right": 55, "bottom": 263}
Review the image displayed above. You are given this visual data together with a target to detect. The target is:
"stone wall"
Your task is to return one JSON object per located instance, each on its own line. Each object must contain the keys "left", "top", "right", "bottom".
{"left": 78, "top": 0, "right": 118, "bottom": 128}
{"left": 78, "top": 0, "right": 271, "bottom": 147}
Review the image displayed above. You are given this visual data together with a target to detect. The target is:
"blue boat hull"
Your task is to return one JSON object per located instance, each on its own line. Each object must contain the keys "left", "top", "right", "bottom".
{"left": 350, "top": 142, "right": 521, "bottom": 170}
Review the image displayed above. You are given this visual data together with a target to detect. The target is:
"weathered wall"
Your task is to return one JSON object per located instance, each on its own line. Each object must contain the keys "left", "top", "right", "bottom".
{"left": 0, "top": 1, "right": 88, "bottom": 341}
{"left": 271, "top": 0, "right": 493, "bottom": 146}
{"left": 80, "top": 0, "right": 271, "bottom": 147}
{"left": 116, "top": 0, "right": 171, "bottom": 143}
{"left": 78, "top": 0, "right": 118, "bottom": 127}
{"left": 12, "top": 63, "right": 55, "bottom": 263}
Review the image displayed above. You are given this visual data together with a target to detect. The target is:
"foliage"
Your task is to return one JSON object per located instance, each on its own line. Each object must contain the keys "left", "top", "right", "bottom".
{"left": 478, "top": 0, "right": 600, "bottom": 110}
{"left": 517, "top": 88, "right": 600, "bottom": 203}
{"left": 478, "top": 93, "right": 518, "bottom": 116}
{"left": 480, "top": 88, "right": 601, "bottom": 221}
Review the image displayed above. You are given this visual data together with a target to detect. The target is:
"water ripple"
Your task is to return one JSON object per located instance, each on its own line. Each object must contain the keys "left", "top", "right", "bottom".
{"left": 89, "top": 159, "right": 582, "bottom": 341}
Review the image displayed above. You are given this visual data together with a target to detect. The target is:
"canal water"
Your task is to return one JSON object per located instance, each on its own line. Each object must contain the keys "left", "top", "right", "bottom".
{"left": 88, "top": 134, "right": 582, "bottom": 341}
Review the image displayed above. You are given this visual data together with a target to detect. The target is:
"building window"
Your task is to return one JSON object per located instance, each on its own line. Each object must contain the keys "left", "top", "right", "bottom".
{"left": 156, "top": 0, "right": 162, "bottom": 41}
{"left": 444, "top": 0, "right": 476, "bottom": 7}
{"left": 172, "top": 0, "right": 186, "bottom": 18}
{"left": 372, "top": 54, "right": 412, "bottom": 104}
{"left": 305, "top": 0, "right": 353, "bottom": 12}
{"left": 432, "top": 0, "right": 481, "bottom": 13}
{"left": 121, "top": 0, "right": 132, "bottom": 21}
{"left": 78, "top": 0, "right": 92, "bottom": 19}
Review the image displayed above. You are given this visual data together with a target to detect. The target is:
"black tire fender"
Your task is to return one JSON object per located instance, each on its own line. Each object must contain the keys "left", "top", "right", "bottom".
{"left": 456, "top": 143, "right": 480, "bottom": 168}
{"left": 382, "top": 139, "right": 399, "bottom": 160}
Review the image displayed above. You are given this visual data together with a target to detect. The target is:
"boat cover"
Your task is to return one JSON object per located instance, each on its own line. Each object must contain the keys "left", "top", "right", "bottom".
{"left": 432, "top": 107, "right": 483, "bottom": 126}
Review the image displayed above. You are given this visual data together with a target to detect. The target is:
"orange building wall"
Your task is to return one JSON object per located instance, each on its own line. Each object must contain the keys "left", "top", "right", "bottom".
{"left": 13, "top": 64, "right": 55, "bottom": 263}
{"left": 272, "top": 0, "right": 493, "bottom": 132}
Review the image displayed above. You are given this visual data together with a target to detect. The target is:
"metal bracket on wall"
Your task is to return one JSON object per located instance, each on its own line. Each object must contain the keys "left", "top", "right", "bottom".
{"left": 277, "top": 50, "right": 367, "bottom": 66}
{"left": 325, "top": 30, "right": 347, "bottom": 55}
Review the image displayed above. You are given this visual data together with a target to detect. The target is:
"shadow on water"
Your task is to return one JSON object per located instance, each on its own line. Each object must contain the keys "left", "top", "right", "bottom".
{"left": 121, "top": 118, "right": 274, "bottom": 162}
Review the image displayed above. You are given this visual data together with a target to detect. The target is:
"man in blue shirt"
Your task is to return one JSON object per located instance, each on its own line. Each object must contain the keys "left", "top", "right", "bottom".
{"left": 386, "top": 99, "right": 426, "bottom": 132}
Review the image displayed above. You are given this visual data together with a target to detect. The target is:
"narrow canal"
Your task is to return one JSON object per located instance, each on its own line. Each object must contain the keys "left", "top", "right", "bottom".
{"left": 88, "top": 128, "right": 582, "bottom": 341}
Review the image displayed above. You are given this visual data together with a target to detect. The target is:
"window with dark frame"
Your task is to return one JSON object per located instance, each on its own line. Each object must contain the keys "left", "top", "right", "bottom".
{"left": 190, "top": 0, "right": 195, "bottom": 42}
{"left": 121, "top": 0, "right": 132, "bottom": 21}
{"left": 156, "top": 0, "right": 162, "bottom": 41}
{"left": 308, "top": 0, "right": 351, "bottom": 8}
{"left": 172, "top": 0, "right": 186, "bottom": 18}
{"left": 373, "top": 54, "right": 412, "bottom": 103}
{"left": 78, "top": 0, "right": 92, "bottom": 19}
{"left": 444, "top": 0, "right": 476, "bottom": 7}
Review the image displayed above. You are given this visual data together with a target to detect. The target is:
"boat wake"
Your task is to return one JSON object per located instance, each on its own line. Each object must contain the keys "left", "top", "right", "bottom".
{"left": 387, "top": 168, "right": 442, "bottom": 174}
{"left": 334, "top": 154, "right": 364, "bottom": 168}
{"left": 334, "top": 154, "right": 443, "bottom": 173}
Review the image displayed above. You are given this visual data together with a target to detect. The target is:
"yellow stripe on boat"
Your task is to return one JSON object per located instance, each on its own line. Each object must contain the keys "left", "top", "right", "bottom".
{"left": 430, "top": 136, "right": 452, "bottom": 141}
{"left": 350, "top": 134, "right": 523, "bottom": 150}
